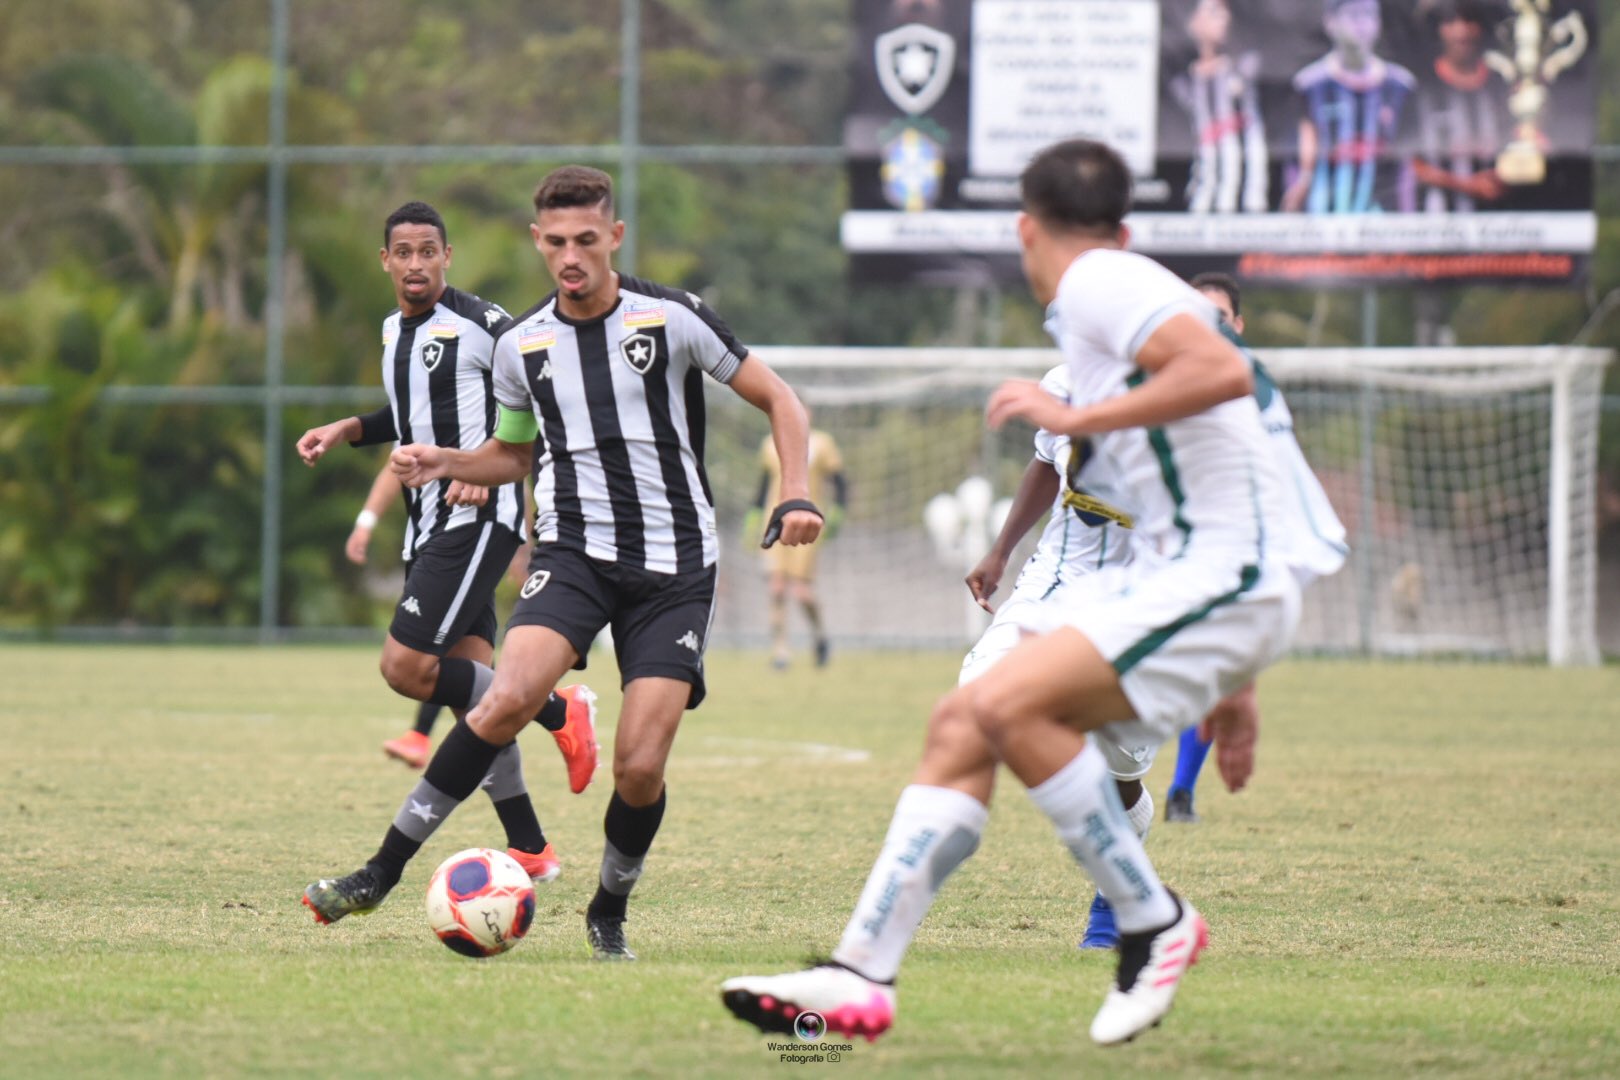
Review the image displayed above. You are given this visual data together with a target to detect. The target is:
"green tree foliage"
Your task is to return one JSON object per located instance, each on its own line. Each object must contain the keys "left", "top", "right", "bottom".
{"left": 0, "top": 0, "right": 1616, "bottom": 630}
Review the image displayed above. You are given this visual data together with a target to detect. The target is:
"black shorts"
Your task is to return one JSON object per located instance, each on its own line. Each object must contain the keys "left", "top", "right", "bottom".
{"left": 390, "top": 523, "right": 522, "bottom": 656}
{"left": 507, "top": 544, "right": 717, "bottom": 709}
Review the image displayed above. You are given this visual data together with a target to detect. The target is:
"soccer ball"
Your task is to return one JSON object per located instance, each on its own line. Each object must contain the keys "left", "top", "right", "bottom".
{"left": 425, "top": 848, "right": 536, "bottom": 958}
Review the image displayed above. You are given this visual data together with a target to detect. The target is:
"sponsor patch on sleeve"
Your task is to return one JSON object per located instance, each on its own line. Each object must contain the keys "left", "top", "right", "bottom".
{"left": 518, "top": 323, "right": 557, "bottom": 354}
{"left": 622, "top": 300, "right": 667, "bottom": 328}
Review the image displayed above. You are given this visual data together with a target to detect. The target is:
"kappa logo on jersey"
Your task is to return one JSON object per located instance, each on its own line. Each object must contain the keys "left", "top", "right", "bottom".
{"left": 534, "top": 357, "right": 554, "bottom": 383}
{"left": 421, "top": 340, "right": 445, "bottom": 372}
{"left": 520, "top": 570, "right": 551, "bottom": 599}
{"left": 401, "top": 596, "right": 423, "bottom": 616}
{"left": 483, "top": 306, "right": 507, "bottom": 328}
{"left": 620, "top": 333, "right": 658, "bottom": 375}
{"left": 622, "top": 300, "right": 667, "bottom": 329}
{"left": 518, "top": 324, "right": 556, "bottom": 354}
{"left": 675, "top": 629, "right": 701, "bottom": 653}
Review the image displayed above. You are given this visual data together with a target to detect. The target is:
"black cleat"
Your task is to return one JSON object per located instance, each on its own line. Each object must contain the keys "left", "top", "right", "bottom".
{"left": 1164, "top": 787, "right": 1200, "bottom": 824}
{"left": 303, "top": 865, "right": 390, "bottom": 924}
{"left": 814, "top": 637, "right": 831, "bottom": 668}
{"left": 586, "top": 913, "right": 637, "bottom": 961}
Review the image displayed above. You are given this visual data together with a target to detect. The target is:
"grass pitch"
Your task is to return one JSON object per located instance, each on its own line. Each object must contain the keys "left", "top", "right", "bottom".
{"left": 2, "top": 645, "right": 1618, "bottom": 1077}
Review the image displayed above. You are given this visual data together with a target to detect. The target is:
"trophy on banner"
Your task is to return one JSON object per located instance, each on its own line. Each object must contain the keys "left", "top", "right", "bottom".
{"left": 1486, "top": 0, "right": 1589, "bottom": 185}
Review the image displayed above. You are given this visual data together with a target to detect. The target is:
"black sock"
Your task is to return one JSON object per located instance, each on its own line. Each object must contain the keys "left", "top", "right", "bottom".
{"left": 426, "top": 657, "right": 476, "bottom": 707}
{"left": 534, "top": 692, "right": 567, "bottom": 732}
{"left": 494, "top": 797, "right": 546, "bottom": 854}
{"left": 423, "top": 720, "right": 505, "bottom": 794}
{"left": 589, "top": 789, "right": 667, "bottom": 921}
{"left": 369, "top": 829, "right": 414, "bottom": 892}
{"left": 413, "top": 701, "right": 442, "bottom": 737}
{"left": 369, "top": 720, "right": 503, "bottom": 885}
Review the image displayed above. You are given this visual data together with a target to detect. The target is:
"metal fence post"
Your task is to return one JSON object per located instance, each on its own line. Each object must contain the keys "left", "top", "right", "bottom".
{"left": 259, "top": 0, "right": 290, "bottom": 639}
{"left": 1355, "top": 288, "right": 1379, "bottom": 656}
{"left": 619, "top": 0, "right": 641, "bottom": 277}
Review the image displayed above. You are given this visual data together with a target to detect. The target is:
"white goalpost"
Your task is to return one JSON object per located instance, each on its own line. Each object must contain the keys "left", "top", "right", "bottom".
{"left": 707, "top": 346, "right": 1610, "bottom": 665}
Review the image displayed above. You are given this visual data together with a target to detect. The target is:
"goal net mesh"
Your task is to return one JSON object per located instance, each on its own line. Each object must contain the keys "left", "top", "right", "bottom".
{"left": 704, "top": 346, "right": 1608, "bottom": 665}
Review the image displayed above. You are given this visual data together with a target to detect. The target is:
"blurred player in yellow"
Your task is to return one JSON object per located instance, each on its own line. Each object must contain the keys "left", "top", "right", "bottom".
{"left": 748, "top": 419, "right": 847, "bottom": 669}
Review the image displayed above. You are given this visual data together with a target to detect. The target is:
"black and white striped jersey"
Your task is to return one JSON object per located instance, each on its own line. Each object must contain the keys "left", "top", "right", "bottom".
{"left": 380, "top": 285, "right": 527, "bottom": 557}
{"left": 491, "top": 275, "right": 747, "bottom": 575}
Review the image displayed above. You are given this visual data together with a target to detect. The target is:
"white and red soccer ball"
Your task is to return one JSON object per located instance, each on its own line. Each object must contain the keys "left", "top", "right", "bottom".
{"left": 425, "top": 848, "right": 536, "bottom": 958}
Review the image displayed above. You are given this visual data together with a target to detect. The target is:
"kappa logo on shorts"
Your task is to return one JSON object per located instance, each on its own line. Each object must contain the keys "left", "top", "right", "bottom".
{"left": 421, "top": 340, "right": 445, "bottom": 373}
{"left": 676, "top": 630, "right": 701, "bottom": 653}
{"left": 401, "top": 596, "right": 423, "bottom": 616}
{"left": 619, "top": 333, "right": 658, "bottom": 375}
{"left": 520, "top": 570, "right": 551, "bottom": 599}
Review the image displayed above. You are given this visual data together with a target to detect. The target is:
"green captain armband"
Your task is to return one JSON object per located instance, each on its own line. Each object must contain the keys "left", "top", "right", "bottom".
{"left": 494, "top": 405, "right": 539, "bottom": 444}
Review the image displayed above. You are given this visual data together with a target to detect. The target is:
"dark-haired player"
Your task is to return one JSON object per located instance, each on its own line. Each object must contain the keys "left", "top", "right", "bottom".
{"left": 305, "top": 171, "right": 822, "bottom": 960}
{"left": 296, "top": 201, "right": 599, "bottom": 905}
{"left": 722, "top": 139, "right": 1302, "bottom": 1046}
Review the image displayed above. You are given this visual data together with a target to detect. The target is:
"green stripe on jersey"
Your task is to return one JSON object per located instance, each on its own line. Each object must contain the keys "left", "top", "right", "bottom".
{"left": 1126, "top": 368, "right": 1192, "bottom": 555}
{"left": 494, "top": 404, "right": 539, "bottom": 444}
{"left": 1112, "top": 563, "right": 1261, "bottom": 676}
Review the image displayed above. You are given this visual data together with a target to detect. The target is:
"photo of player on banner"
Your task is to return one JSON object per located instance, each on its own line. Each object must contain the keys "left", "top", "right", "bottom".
{"left": 842, "top": 0, "right": 1598, "bottom": 287}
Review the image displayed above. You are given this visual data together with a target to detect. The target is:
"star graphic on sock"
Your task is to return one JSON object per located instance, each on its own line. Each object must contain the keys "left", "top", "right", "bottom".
{"left": 407, "top": 798, "right": 439, "bottom": 824}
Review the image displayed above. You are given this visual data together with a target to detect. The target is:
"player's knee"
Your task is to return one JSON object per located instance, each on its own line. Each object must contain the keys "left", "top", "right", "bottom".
{"left": 968, "top": 682, "right": 1033, "bottom": 748}
{"left": 923, "top": 690, "right": 979, "bottom": 757}
{"left": 612, "top": 753, "right": 665, "bottom": 803}
{"left": 379, "top": 649, "right": 434, "bottom": 700}
{"left": 467, "top": 684, "right": 532, "bottom": 743}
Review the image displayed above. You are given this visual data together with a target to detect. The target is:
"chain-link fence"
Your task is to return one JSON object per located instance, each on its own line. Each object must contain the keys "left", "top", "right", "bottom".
{"left": 3, "top": 0, "right": 1619, "bottom": 652}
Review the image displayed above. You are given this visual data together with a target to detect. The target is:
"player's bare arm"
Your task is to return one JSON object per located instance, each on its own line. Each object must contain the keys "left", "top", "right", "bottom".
{"left": 297, "top": 416, "right": 363, "bottom": 466}
{"left": 987, "top": 315, "right": 1250, "bottom": 437}
{"left": 391, "top": 434, "right": 530, "bottom": 491}
{"left": 1198, "top": 684, "right": 1260, "bottom": 793}
{"left": 728, "top": 353, "right": 822, "bottom": 547}
{"left": 345, "top": 462, "right": 403, "bottom": 564}
{"left": 442, "top": 482, "right": 491, "bottom": 508}
{"left": 966, "top": 455, "right": 1060, "bottom": 611}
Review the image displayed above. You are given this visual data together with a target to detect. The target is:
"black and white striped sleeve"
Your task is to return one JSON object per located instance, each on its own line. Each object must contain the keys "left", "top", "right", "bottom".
{"left": 491, "top": 329, "right": 532, "bottom": 412}
{"left": 666, "top": 291, "right": 746, "bottom": 384}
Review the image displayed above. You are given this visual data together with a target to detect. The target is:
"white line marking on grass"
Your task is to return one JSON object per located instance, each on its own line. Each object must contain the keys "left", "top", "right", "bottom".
{"left": 682, "top": 736, "right": 871, "bottom": 767}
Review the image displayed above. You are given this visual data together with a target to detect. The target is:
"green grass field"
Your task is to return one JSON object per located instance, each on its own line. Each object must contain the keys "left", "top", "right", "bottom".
{"left": 2, "top": 645, "right": 1618, "bottom": 1077}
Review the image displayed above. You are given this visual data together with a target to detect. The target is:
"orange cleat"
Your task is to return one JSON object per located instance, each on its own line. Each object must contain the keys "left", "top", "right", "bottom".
{"left": 508, "top": 843, "right": 561, "bottom": 884}
{"left": 551, "top": 684, "right": 600, "bottom": 794}
{"left": 382, "top": 730, "right": 431, "bottom": 769}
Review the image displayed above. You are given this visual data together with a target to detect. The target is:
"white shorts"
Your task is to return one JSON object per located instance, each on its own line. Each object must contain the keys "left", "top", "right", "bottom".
{"left": 1012, "top": 551, "right": 1301, "bottom": 749}
{"left": 960, "top": 580, "right": 1159, "bottom": 781}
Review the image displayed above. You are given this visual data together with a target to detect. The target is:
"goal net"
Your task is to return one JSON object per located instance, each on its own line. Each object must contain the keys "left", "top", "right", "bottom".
{"left": 706, "top": 346, "right": 1610, "bottom": 665}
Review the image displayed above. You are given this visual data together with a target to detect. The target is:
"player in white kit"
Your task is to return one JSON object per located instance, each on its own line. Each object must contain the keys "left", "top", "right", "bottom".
{"left": 720, "top": 139, "right": 1300, "bottom": 1047}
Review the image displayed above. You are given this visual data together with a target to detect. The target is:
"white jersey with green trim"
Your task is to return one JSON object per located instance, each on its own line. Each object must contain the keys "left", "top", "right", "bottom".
{"left": 1044, "top": 249, "right": 1287, "bottom": 568}
{"left": 1020, "top": 365, "right": 1135, "bottom": 597}
{"left": 1238, "top": 333, "right": 1349, "bottom": 586}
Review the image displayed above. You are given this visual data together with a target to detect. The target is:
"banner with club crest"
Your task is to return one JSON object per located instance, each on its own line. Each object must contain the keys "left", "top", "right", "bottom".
{"left": 845, "top": 0, "right": 1597, "bottom": 287}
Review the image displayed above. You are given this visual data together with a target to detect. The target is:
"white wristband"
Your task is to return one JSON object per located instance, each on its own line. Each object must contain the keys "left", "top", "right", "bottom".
{"left": 354, "top": 509, "right": 379, "bottom": 530}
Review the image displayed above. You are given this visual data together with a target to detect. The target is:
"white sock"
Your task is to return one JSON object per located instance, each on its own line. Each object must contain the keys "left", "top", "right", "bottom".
{"left": 1028, "top": 741, "right": 1177, "bottom": 934}
{"left": 832, "top": 785, "right": 988, "bottom": 983}
{"left": 1124, "top": 785, "right": 1154, "bottom": 842}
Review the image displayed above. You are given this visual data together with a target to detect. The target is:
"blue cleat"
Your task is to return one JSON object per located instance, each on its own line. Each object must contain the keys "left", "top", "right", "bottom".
{"left": 1079, "top": 891, "right": 1120, "bottom": 950}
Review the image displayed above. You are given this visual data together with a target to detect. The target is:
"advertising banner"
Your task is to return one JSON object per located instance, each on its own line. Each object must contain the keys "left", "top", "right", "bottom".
{"left": 845, "top": 0, "right": 1597, "bottom": 286}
